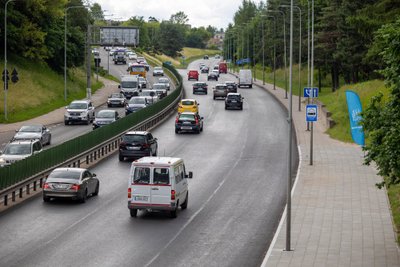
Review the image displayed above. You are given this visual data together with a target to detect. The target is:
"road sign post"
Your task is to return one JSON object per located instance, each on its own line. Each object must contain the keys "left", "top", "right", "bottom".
{"left": 306, "top": 104, "right": 318, "bottom": 122}
{"left": 303, "top": 87, "right": 318, "bottom": 98}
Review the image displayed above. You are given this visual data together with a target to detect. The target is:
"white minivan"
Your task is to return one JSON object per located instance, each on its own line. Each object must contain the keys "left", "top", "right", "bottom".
{"left": 128, "top": 157, "right": 193, "bottom": 218}
{"left": 238, "top": 69, "right": 253, "bottom": 88}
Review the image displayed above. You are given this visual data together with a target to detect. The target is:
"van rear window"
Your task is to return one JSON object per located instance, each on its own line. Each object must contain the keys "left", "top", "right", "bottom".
{"left": 153, "top": 168, "right": 170, "bottom": 185}
{"left": 133, "top": 167, "right": 150, "bottom": 184}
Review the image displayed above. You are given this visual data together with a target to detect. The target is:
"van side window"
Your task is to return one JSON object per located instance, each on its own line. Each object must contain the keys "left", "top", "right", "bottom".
{"left": 133, "top": 167, "right": 150, "bottom": 184}
{"left": 153, "top": 168, "right": 170, "bottom": 185}
{"left": 174, "top": 166, "right": 182, "bottom": 184}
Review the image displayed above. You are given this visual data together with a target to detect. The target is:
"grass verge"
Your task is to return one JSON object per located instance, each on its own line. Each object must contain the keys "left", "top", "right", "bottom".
{"left": 387, "top": 184, "right": 400, "bottom": 244}
{"left": 0, "top": 57, "right": 103, "bottom": 123}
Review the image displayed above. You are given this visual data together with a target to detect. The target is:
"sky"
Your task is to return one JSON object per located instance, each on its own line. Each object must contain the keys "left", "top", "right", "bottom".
{"left": 93, "top": 0, "right": 264, "bottom": 30}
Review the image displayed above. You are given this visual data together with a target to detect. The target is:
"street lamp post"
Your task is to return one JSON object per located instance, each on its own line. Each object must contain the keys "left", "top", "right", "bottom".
{"left": 310, "top": 0, "right": 315, "bottom": 165}
{"left": 65, "top": 5, "right": 89, "bottom": 102}
{"left": 4, "top": 0, "right": 15, "bottom": 120}
{"left": 266, "top": 9, "right": 287, "bottom": 98}
{"left": 281, "top": 5, "right": 302, "bottom": 111}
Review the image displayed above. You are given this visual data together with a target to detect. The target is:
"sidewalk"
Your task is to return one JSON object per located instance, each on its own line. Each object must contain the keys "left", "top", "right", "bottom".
{"left": 0, "top": 77, "right": 118, "bottom": 133}
{"left": 254, "top": 78, "right": 400, "bottom": 266}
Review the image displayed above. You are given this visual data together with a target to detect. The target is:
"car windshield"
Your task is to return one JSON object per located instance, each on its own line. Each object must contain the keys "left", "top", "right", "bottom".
{"left": 179, "top": 114, "right": 195, "bottom": 121}
{"left": 141, "top": 91, "right": 156, "bottom": 96}
{"left": 154, "top": 67, "right": 162, "bottom": 71}
{"left": 123, "top": 134, "right": 146, "bottom": 144}
{"left": 110, "top": 93, "right": 123, "bottom": 98}
{"left": 182, "top": 100, "right": 194, "bottom": 106}
{"left": 48, "top": 169, "right": 81, "bottom": 180}
{"left": 4, "top": 143, "right": 32, "bottom": 155}
{"left": 158, "top": 78, "right": 168, "bottom": 83}
{"left": 153, "top": 168, "right": 170, "bottom": 185}
{"left": 96, "top": 111, "right": 115, "bottom": 118}
{"left": 216, "top": 86, "right": 227, "bottom": 90}
{"left": 133, "top": 167, "right": 150, "bottom": 184}
{"left": 138, "top": 77, "right": 146, "bottom": 82}
{"left": 129, "top": 66, "right": 145, "bottom": 72}
{"left": 228, "top": 95, "right": 241, "bottom": 100}
{"left": 69, "top": 102, "right": 88, "bottom": 109}
{"left": 121, "top": 81, "right": 138, "bottom": 88}
{"left": 19, "top": 125, "right": 41, "bottom": 132}
{"left": 129, "top": 98, "right": 146, "bottom": 104}
{"left": 153, "top": 84, "right": 166, "bottom": 89}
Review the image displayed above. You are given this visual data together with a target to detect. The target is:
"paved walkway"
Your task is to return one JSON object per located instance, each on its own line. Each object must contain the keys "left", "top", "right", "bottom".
{"left": 0, "top": 77, "right": 118, "bottom": 133}
{"left": 253, "top": 78, "right": 400, "bottom": 266}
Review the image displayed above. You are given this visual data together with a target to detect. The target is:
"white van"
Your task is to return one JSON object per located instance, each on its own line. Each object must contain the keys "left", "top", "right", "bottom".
{"left": 128, "top": 157, "right": 193, "bottom": 218}
{"left": 238, "top": 69, "right": 253, "bottom": 88}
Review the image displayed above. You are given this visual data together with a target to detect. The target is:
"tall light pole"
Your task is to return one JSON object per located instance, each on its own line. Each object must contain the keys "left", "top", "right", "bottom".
{"left": 64, "top": 5, "right": 89, "bottom": 102}
{"left": 4, "top": 0, "right": 15, "bottom": 121}
{"left": 281, "top": 5, "right": 302, "bottom": 111}
{"left": 310, "top": 0, "right": 315, "bottom": 165}
{"left": 266, "top": 9, "right": 287, "bottom": 98}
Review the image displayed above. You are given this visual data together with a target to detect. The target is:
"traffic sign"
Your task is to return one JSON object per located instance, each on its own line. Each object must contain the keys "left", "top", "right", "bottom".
{"left": 306, "top": 104, "right": 318, "bottom": 122}
{"left": 303, "top": 87, "right": 318, "bottom": 98}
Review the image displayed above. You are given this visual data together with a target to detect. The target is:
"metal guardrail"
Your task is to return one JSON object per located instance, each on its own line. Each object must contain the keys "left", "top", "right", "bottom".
{"left": 0, "top": 63, "right": 182, "bottom": 207}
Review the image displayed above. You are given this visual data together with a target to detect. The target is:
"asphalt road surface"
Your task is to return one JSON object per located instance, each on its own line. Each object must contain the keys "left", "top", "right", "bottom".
{"left": 0, "top": 57, "right": 297, "bottom": 267}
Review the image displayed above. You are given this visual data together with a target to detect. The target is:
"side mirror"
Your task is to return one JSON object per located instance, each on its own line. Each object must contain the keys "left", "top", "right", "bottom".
{"left": 185, "top": 171, "right": 193, "bottom": 179}
{"left": 92, "top": 173, "right": 97, "bottom": 177}
{"left": 200, "top": 117, "right": 204, "bottom": 120}
{"left": 118, "top": 85, "right": 121, "bottom": 88}
{"left": 15, "top": 129, "right": 18, "bottom": 132}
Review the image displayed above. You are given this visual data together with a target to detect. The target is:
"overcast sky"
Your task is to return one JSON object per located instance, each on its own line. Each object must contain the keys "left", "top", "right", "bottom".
{"left": 93, "top": 0, "right": 264, "bottom": 30}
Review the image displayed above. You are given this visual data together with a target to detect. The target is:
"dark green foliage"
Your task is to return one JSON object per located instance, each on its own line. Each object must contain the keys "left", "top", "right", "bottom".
{"left": 361, "top": 18, "right": 400, "bottom": 187}
{"left": 157, "top": 22, "right": 185, "bottom": 57}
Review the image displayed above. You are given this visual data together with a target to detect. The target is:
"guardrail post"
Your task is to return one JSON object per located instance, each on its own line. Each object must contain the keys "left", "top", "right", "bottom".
{"left": 19, "top": 187, "right": 23, "bottom": 198}
{"left": 40, "top": 178, "right": 43, "bottom": 188}
{"left": 86, "top": 155, "right": 89, "bottom": 165}
{"left": 12, "top": 191, "right": 15, "bottom": 202}
{"left": 78, "top": 159, "right": 80, "bottom": 168}
{"left": 26, "top": 184, "right": 30, "bottom": 195}
{"left": 4, "top": 195, "right": 8, "bottom": 206}
{"left": 33, "top": 181, "right": 37, "bottom": 191}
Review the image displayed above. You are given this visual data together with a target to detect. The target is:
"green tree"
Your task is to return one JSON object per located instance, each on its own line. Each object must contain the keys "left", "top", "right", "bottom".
{"left": 170, "top": 11, "right": 189, "bottom": 25}
{"left": 361, "top": 18, "right": 400, "bottom": 187}
{"left": 186, "top": 27, "right": 211, "bottom": 48}
{"left": 157, "top": 21, "right": 185, "bottom": 57}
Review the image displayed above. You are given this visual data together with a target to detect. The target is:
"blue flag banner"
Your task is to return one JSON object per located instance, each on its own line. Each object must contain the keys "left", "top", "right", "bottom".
{"left": 345, "top": 90, "right": 365, "bottom": 146}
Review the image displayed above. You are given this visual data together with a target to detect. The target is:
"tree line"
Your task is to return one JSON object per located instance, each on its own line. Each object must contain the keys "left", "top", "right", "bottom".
{"left": 224, "top": 0, "right": 400, "bottom": 186}
{"left": 0, "top": 0, "right": 217, "bottom": 73}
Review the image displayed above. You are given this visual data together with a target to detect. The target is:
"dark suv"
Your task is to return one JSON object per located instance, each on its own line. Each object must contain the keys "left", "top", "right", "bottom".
{"left": 119, "top": 131, "right": 158, "bottom": 161}
{"left": 225, "top": 93, "right": 244, "bottom": 110}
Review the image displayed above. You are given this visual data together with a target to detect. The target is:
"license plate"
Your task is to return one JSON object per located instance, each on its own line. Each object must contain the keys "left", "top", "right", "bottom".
{"left": 134, "top": 196, "right": 148, "bottom": 201}
{"left": 127, "top": 146, "right": 140, "bottom": 150}
{"left": 54, "top": 184, "right": 69, "bottom": 189}
{"left": 181, "top": 126, "right": 192, "bottom": 130}
{"left": 231, "top": 100, "right": 237, "bottom": 103}
{"left": 71, "top": 117, "right": 80, "bottom": 120}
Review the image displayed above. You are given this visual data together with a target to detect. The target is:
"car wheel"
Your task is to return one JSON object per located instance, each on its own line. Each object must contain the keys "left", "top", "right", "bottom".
{"left": 79, "top": 189, "right": 87, "bottom": 203}
{"left": 153, "top": 147, "right": 157, "bottom": 156}
{"left": 170, "top": 202, "right": 178, "bottom": 218}
{"left": 225, "top": 105, "right": 228, "bottom": 110}
{"left": 213, "top": 96, "right": 216, "bottom": 100}
{"left": 64, "top": 120, "right": 69, "bottom": 126}
{"left": 130, "top": 209, "right": 138, "bottom": 217}
{"left": 93, "top": 182, "right": 99, "bottom": 196}
{"left": 200, "top": 125, "right": 203, "bottom": 132}
{"left": 250, "top": 85, "right": 252, "bottom": 88}
{"left": 47, "top": 136, "right": 51, "bottom": 146}
{"left": 240, "top": 105, "right": 243, "bottom": 110}
{"left": 85, "top": 116, "right": 90, "bottom": 125}
{"left": 119, "top": 154, "right": 124, "bottom": 161}
{"left": 43, "top": 196, "right": 50, "bottom": 202}
{"left": 181, "top": 193, "right": 188, "bottom": 210}
{"left": 175, "top": 129, "right": 179, "bottom": 134}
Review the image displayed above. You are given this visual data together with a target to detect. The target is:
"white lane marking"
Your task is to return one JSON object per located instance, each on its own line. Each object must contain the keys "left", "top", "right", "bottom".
{"left": 260, "top": 145, "right": 302, "bottom": 267}
{"left": 144, "top": 119, "right": 249, "bottom": 267}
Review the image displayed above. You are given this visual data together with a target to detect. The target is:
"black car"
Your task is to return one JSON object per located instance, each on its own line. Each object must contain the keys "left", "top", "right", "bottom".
{"left": 119, "top": 131, "right": 158, "bottom": 161}
{"left": 192, "top": 82, "right": 208, "bottom": 94}
{"left": 43, "top": 168, "right": 99, "bottom": 203}
{"left": 225, "top": 81, "right": 238, "bottom": 93}
{"left": 207, "top": 72, "right": 218, "bottom": 81}
{"left": 93, "top": 110, "right": 120, "bottom": 130}
{"left": 225, "top": 93, "right": 244, "bottom": 110}
{"left": 175, "top": 112, "right": 204, "bottom": 134}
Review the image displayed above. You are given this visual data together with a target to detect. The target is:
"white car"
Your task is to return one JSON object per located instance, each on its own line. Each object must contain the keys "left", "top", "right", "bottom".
{"left": 64, "top": 100, "right": 95, "bottom": 125}
{"left": 128, "top": 157, "right": 193, "bottom": 218}
{"left": 127, "top": 52, "right": 137, "bottom": 60}
{"left": 152, "top": 66, "right": 164, "bottom": 76}
{"left": 0, "top": 140, "right": 43, "bottom": 167}
{"left": 138, "top": 77, "right": 147, "bottom": 88}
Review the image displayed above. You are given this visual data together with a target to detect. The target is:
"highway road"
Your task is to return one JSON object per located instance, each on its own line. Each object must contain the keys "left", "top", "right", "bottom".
{"left": 0, "top": 48, "right": 172, "bottom": 150}
{"left": 0, "top": 57, "right": 298, "bottom": 267}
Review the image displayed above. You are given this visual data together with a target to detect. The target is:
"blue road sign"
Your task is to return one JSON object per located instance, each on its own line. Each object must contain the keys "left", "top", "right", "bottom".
{"left": 306, "top": 104, "right": 318, "bottom": 122}
{"left": 303, "top": 87, "right": 319, "bottom": 98}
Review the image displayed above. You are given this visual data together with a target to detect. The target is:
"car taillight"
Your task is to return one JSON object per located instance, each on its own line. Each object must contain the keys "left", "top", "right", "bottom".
{"left": 175, "top": 116, "right": 179, "bottom": 123}
{"left": 43, "top": 183, "right": 50, "bottom": 189}
{"left": 195, "top": 117, "right": 199, "bottom": 125}
{"left": 128, "top": 188, "right": 132, "bottom": 199}
{"left": 70, "top": 184, "right": 80, "bottom": 191}
{"left": 120, "top": 142, "right": 126, "bottom": 148}
{"left": 142, "top": 143, "right": 150, "bottom": 148}
{"left": 171, "top": 190, "right": 176, "bottom": 200}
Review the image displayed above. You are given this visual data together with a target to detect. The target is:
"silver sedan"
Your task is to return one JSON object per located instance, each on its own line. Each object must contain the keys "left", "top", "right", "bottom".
{"left": 13, "top": 124, "right": 51, "bottom": 146}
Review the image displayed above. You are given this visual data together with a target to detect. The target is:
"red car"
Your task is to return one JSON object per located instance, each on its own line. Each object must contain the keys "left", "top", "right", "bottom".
{"left": 219, "top": 62, "right": 227, "bottom": 74}
{"left": 188, "top": 70, "right": 199, "bottom": 81}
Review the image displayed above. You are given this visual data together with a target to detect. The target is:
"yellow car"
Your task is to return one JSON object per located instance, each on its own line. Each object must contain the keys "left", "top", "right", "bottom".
{"left": 178, "top": 99, "right": 199, "bottom": 114}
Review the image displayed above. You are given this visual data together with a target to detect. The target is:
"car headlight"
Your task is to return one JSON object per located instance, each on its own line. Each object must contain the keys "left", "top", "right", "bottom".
{"left": 0, "top": 157, "right": 5, "bottom": 164}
